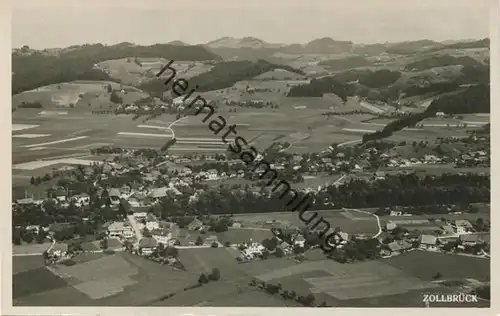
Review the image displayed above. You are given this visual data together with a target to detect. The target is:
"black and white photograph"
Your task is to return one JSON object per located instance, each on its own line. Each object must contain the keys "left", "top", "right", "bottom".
{"left": 6, "top": 0, "right": 495, "bottom": 311}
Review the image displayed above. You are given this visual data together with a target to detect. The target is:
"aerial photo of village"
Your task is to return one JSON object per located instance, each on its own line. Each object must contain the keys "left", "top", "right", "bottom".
{"left": 10, "top": 0, "right": 491, "bottom": 309}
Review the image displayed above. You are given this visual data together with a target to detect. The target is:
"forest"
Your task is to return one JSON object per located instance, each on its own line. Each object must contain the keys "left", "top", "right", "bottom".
{"left": 12, "top": 43, "right": 221, "bottom": 94}
{"left": 139, "top": 59, "right": 305, "bottom": 95}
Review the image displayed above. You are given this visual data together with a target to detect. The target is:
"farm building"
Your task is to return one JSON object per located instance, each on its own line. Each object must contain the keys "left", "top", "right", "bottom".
{"left": 418, "top": 235, "right": 438, "bottom": 251}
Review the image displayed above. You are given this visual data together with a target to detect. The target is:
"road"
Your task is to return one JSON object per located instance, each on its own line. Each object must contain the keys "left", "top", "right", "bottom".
{"left": 166, "top": 116, "right": 189, "bottom": 139}
{"left": 127, "top": 214, "right": 143, "bottom": 245}
{"left": 344, "top": 208, "right": 382, "bottom": 238}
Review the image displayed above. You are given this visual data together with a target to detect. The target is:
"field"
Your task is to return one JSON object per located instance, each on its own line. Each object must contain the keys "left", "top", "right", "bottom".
{"left": 13, "top": 239, "right": 490, "bottom": 306}
{"left": 95, "top": 59, "right": 213, "bottom": 85}
{"left": 13, "top": 255, "right": 46, "bottom": 275}
{"left": 13, "top": 252, "right": 199, "bottom": 306}
{"left": 232, "top": 209, "right": 380, "bottom": 235}
{"left": 382, "top": 251, "right": 490, "bottom": 282}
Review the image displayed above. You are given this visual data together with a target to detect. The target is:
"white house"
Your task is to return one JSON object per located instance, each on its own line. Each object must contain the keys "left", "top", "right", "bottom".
{"left": 206, "top": 169, "right": 219, "bottom": 181}
{"left": 146, "top": 220, "right": 160, "bottom": 231}
{"left": 107, "top": 221, "right": 134, "bottom": 239}
{"left": 72, "top": 193, "right": 90, "bottom": 207}
{"left": 293, "top": 234, "right": 306, "bottom": 248}
{"left": 151, "top": 229, "right": 172, "bottom": 245}
{"left": 242, "top": 243, "right": 265, "bottom": 259}
{"left": 133, "top": 212, "right": 148, "bottom": 220}
{"left": 452, "top": 220, "right": 473, "bottom": 234}
{"left": 390, "top": 210, "right": 403, "bottom": 216}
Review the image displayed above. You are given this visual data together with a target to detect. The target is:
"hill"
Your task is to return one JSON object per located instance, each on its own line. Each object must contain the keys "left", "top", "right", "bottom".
{"left": 405, "top": 56, "right": 482, "bottom": 71}
{"left": 12, "top": 43, "right": 221, "bottom": 94}
{"left": 138, "top": 59, "right": 305, "bottom": 96}
{"left": 287, "top": 69, "right": 401, "bottom": 100}
{"left": 385, "top": 40, "right": 443, "bottom": 54}
{"left": 318, "top": 56, "right": 373, "bottom": 70}
{"left": 286, "top": 76, "right": 356, "bottom": 102}
{"left": 167, "top": 41, "right": 188, "bottom": 46}
{"left": 206, "top": 37, "right": 283, "bottom": 49}
{"left": 302, "top": 37, "right": 353, "bottom": 54}
{"left": 427, "top": 84, "right": 490, "bottom": 114}
{"left": 428, "top": 38, "right": 490, "bottom": 51}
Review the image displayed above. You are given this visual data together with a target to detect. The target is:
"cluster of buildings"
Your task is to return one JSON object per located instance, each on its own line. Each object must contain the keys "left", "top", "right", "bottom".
{"left": 379, "top": 218, "right": 490, "bottom": 258}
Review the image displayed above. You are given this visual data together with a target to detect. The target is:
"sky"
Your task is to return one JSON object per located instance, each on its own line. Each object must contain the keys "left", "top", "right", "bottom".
{"left": 11, "top": 0, "right": 492, "bottom": 49}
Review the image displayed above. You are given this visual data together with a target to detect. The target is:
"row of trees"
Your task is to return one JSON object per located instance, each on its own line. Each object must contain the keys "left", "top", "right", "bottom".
{"left": 144, "top": 172, "right": 489, "bottom": 220}
{"left": 248, "top": 279, "right": 329, "bottom": 307}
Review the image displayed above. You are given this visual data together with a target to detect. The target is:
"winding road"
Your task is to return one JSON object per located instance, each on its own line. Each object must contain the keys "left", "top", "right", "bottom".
{"left": 344, "top": 208, "right": 383, "bottom": 238}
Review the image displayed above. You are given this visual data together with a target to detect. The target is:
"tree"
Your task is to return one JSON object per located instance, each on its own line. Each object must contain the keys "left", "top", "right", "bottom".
{"left": 110, "top": 90, "right": 122, "bottom": 104}
{"left": 433, "top": 272, "right": 442, "bottom": 280}
{"left": 107, "top": 84, "right": 112, "bottom": 93}
{"left": 164, "top": 246, "right": 179, "bottom": 258}
{"left": 198, "top": 273, "right": 209, "bottom": 284}
{"left": 22, "top": 231, "right": 34, "bottom": 243}
{"left": 274, "top": 247, "right": 285, "bottom": 257}
{"left": 100, "top": 238, "right": 108, "bottom": 250}
{"left": 303, "top": 293, "right": 316, "bottom": 306}
{"left": 143, "top": 227, "right": 152, "bottom": 237}
{"left": 195, "top": 236, "right": 203, "bottom": 246}
{"left": 30, "top": 176, "right": 35, "bottom": 185}
{"left": 36, "top": 229, "right": 47, "bottom": 244}
{"left": 261, "top": 249, "right": 270, "bottom": 259}
{"left": 224, "top": 241, "right": 231, "bottom": 247}
{"left": 208, "top": 268, "right": 220, "bottom": 281}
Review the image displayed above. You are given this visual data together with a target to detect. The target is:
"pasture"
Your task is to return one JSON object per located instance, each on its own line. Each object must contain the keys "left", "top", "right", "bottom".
{"left": 96, "top": 59, "right": 213, "bottom": 85}
{"left": 381, "top": 251, "right": 490, "bottom": 282}
{"left": 254, "top": 259, "right": 438, "bottom": 301}
{"left": 232, "top": 209, "right": 380, "bottom": 235}
{"left": 12, "top": 255, "right": 46, "bottom": 275}
{"left": 14, "top": 251, "right": 199, "bottom": 306}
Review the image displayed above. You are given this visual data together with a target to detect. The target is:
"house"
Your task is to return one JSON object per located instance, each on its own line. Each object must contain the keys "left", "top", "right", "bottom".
{"left": 419, "top": 234, "right": 438, "bottom": 251}
{"left": 232, "top": 222, "right": 243, "bottom": 228}
{"left": 49, "top": 243, "right": 68, "bottom": 259}
{"left": 293, "top": 234, "right": 306, "bottom": 247}
{"left": 151, "top": 229, "right": 172, "bottom": 245}
{"left": 149, "top": 187, "right": 169, "bottom": 199}
{"left": 53, "top": 190, "right": 68, "bottom": 202}
{"left": 452, "top": 220, "right": 474, "bottom": 234}
{"left": 187, "top": 218, "right": 203, "bottom": 231}
{"left": 139, "top": 237, "right": 158, "bottom": 256}
{"left": 390, "top": 210, "right": 403, "bottom": 216}
{"left": 377, "top": 231, "right": 392, "bottom": 243}
{"left": 206, "top": 169, "right": 219, "bottom": 180}
{"left": 459, "top": 233, "right": 489, "bottom": 246}
{"left": 278, "top": 241, "right": 292, "bottom": 254}
{"left": 146, "top": 220, "right": 160, "bottom": 231}
{"left": 72, "top": 193, "right": 90, "bottom": 206}
{"left": 107, "top": 221, "right": 134, "bottom": 239}
{"left": 436, "top": 111, "right": 446, "bottom": 117}
{"left": 441, "top": 225, "right": 455, "bottom": 235}
{"left": 204, "top": 235, "right": 219, "bottom": 245}
{"left": 387, "top": 240, "right": 412, "bottom": 255}
{"left": 133, "top": 212, "right": 147, "bottom": 220}
{"left": 373, "top": 171, "right": 386, "bottom": 180}
{"left": 242, "top": 242, "right": 265, "bottom": 259}
{"left": 386, "top": 222, "right": 398, "bottom": 231}
{"left": 15, "top": 198, "right": 35, "bottom": 205}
